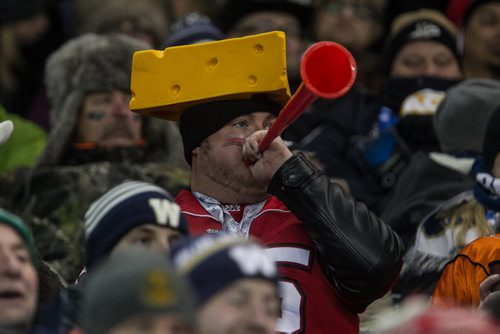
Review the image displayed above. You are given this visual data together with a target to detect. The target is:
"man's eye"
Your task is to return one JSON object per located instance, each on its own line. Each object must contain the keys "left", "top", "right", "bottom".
{"left": 133, "top": 236, "right": 153, "bottom": 246}
{"left": 477, "top": 12, "right": 498, "bottom": 26}
{"left": 228, "top": 296, "right": 247, "bottom": 307}
{"left": 402, "top": 57, "right": 424, "bottom": 69}
{"left": 87, "top": 111, "right": 106, "bottom": 120}
{"left": 168, "top": 234, "right": 182, "bottom": 244}
{"left": 15, "top": 253, "right": 30, "bottom": 264}
{"left": 233, "top": 121, "right": 247, "bottom": 128}
{"left": 264, "top": 122, "right": 274, "bottom": 130}
{"left": 434, "top": 55, "right": 454, "bottom": 68}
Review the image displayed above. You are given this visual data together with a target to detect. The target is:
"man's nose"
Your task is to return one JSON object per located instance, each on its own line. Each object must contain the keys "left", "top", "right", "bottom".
{"left": 247, "top": 302, "right": 274, "bottom": 330}
{"left": 111, "top": 93, "right": 133, "bottom": 118}
{"left": 423, "top": 62, "right": 441, "bottom": 77}
{"left": 0, "top": 252, "right": 22, "bottom": 277}
{"left": 251, "top": 122, "right": 267, "bottom": 132}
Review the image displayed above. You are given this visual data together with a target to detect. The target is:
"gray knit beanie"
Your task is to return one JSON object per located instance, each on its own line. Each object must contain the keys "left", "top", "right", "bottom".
{"left": 38, "top": 33, "right": 149, "bottom": 167}
{"left": 433, "top": 79, "right": 500, "bottom": 154}
{"left": 80, "top": 249, "right": 197, "bottom": 334}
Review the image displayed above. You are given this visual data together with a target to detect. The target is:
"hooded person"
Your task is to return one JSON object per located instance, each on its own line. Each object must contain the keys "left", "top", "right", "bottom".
{"left": 0, "top": 33, "right": 190, "bottom": 282}
{"left": 37, "top": 33, "right": 184, "bottom": 167}
{"left": 170, "top": 233, "right": 280, "bottom": 334}
{"left": 77, "top": 249, "right": 197, "bottom": 334}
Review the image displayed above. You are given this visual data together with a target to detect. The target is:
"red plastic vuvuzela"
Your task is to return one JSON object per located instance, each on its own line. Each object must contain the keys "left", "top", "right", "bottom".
{"left": 258, "top": 41, "right": 357, "bottom": 152}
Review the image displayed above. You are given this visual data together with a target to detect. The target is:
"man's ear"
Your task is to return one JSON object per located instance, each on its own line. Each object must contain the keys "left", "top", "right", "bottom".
{"left": 192, "top": 146, "right": 200, "bottom": 157}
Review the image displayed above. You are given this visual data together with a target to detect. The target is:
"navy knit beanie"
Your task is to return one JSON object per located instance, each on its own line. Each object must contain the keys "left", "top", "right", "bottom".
{"left": 170, "top": 233, "right": 279, "bottom": 306}
{"left": 386, "top": 10, "right": 460, "bottom": 74}
{"left": 84, "top": 180, "right": 188, "bottom": 269}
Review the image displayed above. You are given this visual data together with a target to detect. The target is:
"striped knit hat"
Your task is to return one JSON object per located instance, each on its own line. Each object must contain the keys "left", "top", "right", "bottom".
{"left": 84, "top": 180, "right": 188, "bottom": 269}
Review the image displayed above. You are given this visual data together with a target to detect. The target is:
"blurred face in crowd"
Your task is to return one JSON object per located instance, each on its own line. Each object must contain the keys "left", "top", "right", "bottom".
{"left": 75, "top": 90, "right": 142, "bottom": 149}
{"left": 0, "top": 225, "right": 38, "bottom": 333}
{"left": 463, "top": 3, "right": 500, "bottom": 77}
{"left": 192, "top": 112, "right": 275, "bottom": 201}
{"left": 314, "top": 0, "right": 383, "bottom": 54}
{"left": 198, "top": 279, "right": 280, "bottom": 334}
{"left": 111, "top": 225, "right": 183, "bottom": 255}
{"left": 229, "top": 11, "right": 305, "bottom": 80}
{"left": 108, "top": 314, "right": 193, "bottom": 334}
{"left": 12, "top": 12, "right": 50, "bottom": 45}
{"left": 391, "top": 41, "right": 462, "bottom": 79}
{"left": 491, "top": 153, "right": 500, "bottom": 178}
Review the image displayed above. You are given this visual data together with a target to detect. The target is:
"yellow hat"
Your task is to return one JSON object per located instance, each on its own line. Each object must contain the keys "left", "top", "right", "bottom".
{"left": 129, "top": 31, "right": 291, "bottom": 121}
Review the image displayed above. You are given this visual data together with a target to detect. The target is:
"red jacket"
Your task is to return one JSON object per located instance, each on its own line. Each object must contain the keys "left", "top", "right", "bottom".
{"left": 177, "top": 154, "right": 403, "bottom": 333}
{"left": 177, "top": 190, "right": 359, "bottom": 333}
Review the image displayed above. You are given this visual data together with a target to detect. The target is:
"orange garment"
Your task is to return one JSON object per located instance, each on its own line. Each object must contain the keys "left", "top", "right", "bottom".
{"left": 432, "top": 234, "right": 500, "bottom": 307}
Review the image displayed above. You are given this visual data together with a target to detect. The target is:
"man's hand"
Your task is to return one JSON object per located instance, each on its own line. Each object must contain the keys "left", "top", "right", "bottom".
{"left": 243, "top": 130, "right": 293, "bottom": 187}
{"left": 479, "top": 274, "right": 500, "bottom": 309}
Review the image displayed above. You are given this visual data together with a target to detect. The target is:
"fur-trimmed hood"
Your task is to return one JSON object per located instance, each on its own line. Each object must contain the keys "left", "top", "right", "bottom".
{"left": 37, "top": 33, "right": 184, "bottom": 167}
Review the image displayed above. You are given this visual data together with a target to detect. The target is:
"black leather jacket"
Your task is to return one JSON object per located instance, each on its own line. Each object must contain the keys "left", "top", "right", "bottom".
{"left": 269, "top": 153, "right": 404, "bottom": 312}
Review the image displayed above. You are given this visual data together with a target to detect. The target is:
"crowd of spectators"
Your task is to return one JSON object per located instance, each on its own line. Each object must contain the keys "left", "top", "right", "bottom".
{"left": 0, "top": 0, "right": 499, "bottom": 333}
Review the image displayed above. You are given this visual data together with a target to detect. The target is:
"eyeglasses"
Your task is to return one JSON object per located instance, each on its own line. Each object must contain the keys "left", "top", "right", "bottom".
{"left": 322, "top": 1, "right": 379, "bottom": 21}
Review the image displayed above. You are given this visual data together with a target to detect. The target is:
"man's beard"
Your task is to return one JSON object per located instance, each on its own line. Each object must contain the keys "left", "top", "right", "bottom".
{"left": 100, "top": 121, "right": 137, "bottom": 141}
{"left": 198, "top": 141, "right": 267, "bottom": 199}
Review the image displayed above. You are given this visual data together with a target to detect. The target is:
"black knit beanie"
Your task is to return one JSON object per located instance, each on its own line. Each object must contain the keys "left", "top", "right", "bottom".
{"left": 179, "top": 98, "right": 282, "bottom": 165}
{"left": 483, "top": 106, "right": 500, "bottom": 171}
{"left": 386, "top": 10, "right": 460, "bottom": 73}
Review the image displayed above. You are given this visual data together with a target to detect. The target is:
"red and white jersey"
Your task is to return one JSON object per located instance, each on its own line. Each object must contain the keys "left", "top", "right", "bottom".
{"left": 177, "top": 190, "right": 359, "bottom": 334}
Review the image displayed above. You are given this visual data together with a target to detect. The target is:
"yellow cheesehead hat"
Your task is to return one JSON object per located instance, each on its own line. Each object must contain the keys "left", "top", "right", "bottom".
{"left": 129, "top": 31, "right": 291, "bottom": 122}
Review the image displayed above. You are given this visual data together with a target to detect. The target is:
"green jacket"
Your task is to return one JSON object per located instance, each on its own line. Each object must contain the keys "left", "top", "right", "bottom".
{"left": 0, "top": 106, "right": 47, "bottom": 173}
